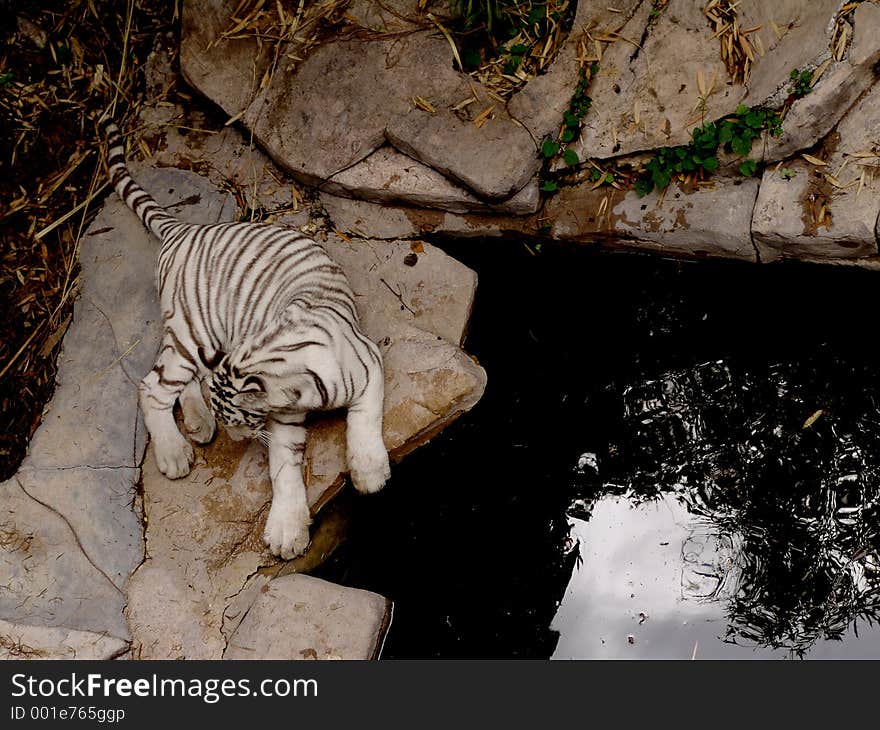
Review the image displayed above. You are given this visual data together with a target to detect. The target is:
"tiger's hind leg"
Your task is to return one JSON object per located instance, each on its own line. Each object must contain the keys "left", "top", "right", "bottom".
{"left": 139, "top": 343, "right": 197, "bottom": 479}
{"left": 345, "top": 343, "right": 390, "bottom": 495}
{"left": 179, "top": 379, "right": 216, "bottom": 444}
{"left": 263, "top": 416, "right": 311, "bottom": 559}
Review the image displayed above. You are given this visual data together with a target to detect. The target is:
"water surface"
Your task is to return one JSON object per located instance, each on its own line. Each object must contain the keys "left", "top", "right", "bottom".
{"left": 316, "top": 243, "right": 880, "bottom": 659}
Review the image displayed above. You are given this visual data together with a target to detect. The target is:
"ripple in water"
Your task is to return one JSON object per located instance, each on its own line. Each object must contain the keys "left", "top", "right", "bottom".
{"left": 316, "top": 244, "right": 880, "bottom": 658}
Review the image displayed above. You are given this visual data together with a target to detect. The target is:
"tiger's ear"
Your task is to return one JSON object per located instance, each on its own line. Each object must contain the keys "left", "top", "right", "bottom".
{"left": 198, "top": 346, "right": 226, "bottom": 370}
{"left": 231, "top": 391, "right": 268, "bottom": 410}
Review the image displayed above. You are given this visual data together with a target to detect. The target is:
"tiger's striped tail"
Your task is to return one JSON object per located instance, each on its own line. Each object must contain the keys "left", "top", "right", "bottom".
{"left": 104, "top": 121, "right": 178, "bottom": 240}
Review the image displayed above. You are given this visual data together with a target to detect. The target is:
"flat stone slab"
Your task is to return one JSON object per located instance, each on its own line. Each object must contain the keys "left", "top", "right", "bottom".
{"left": 183, "top": 1, "right": 549, "bottom": 203}
{"left": 0, "top": 168, "right": 231, "bottom": 647}
{"left": 0, "top": 619, "right": 128, "bottom": 660}
{"left": 573, "top": 0, "right": 871, "bottom": 166}
{"left": 0, "top": 476, "right": 129, "bottom": 640}
{"left": 763, "top": 1, "right": 880, "bottom": 162}
{"left": 224, "top": 574, "right": 390, "bottom": 659}
{"left": 545, "top": 176, "right": 759, "bottom": 261}
{"left": 753, "top": 79, "right": 880, "bottom": 262}
{"left": 179, "top": 0, "right": 273, "bottom": 119}
{"left": 321, "top": 146, "right": 540, "bottom": 215}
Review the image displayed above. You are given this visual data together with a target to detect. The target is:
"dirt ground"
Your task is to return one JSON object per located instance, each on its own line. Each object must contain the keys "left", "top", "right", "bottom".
{"left": 0, "top": 0, "right": 175, "bottom": 479}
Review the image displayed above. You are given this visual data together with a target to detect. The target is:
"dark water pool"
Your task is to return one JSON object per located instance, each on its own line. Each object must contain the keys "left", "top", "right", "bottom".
{"left": 314, "top": 242, "right": 880, "bottom": 659}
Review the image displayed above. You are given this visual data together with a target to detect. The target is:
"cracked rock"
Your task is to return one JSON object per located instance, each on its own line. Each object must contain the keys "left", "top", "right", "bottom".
{"left": 224, "top": 574, "right": 390, "bottom": 659}
{"left": 753, "top": 80, "right": 880, "bottom": 262}
{"left": 545, "top": 175, "right": 759, "bottom": 261}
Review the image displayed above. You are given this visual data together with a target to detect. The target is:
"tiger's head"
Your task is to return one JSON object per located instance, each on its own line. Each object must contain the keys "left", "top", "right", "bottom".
{"left": 198, "top": 345, "right": 325, "bottom": 441}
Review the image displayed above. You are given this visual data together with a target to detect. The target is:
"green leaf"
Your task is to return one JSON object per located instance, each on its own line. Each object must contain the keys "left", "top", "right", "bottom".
{"left": 736, "top": 103, "right": 750, "bottom": 116}
{"left": 702, "top": 156, "right": 719, "bottom": 172}
{"left": 561, "top": 128, "right": 576, "bottom": 143}
{"left": 542, "top": 139, "right": 560, "bottom": 158}
{"left": 731, "top": 136, "right": 752, "bottom": 156}
{"left": 635, "top": 178, "right": 654, "bottom": 197}
{"left": 652, "top": 169, "right": 672, "bottom": 190}
{"left": 510, "top": 44, "right": 529, "bottom": 55}
{"left": 564, "top": 112, "right": 581, "bottom": 128}
{"left": 540, "top": 180, "right": 559, "bottom": 192}
{"left": 739, "top": 159, "right": 758, "bottom": 177}
{"left": 462, "top": 49, "right": 482, "bottom": 70}
{"left": 563, "top": 148, "right": 579, "bottom": 166}
{"left": 604, "top": 173, "right": 615, "bottom": 184}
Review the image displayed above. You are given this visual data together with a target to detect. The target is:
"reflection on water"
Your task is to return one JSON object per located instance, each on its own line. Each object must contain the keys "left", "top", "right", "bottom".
{"left": 561, "top": 352, "right": 880, "bottom": 657}
{"left": 315, "top": 243, "right": 880, "bottom": 658}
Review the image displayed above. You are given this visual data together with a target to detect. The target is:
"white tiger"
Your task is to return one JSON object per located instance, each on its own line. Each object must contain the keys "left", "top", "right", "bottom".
{"left": 104, "top": 121, "right": 390, "bottom": 559}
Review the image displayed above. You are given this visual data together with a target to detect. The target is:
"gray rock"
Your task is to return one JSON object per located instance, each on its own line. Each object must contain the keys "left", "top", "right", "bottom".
{"left": 26, "top": 297, "right": 141, "bottom": 470}
{"left": 765, "top": 2, "right": 880, "bottom": 162}
{"left": 322, "top": 146, "right": 541, "bottom": 215}
{"left": 575, "top": 0, "right": 849, "bottom": 162}
{"left": 753, "top": 81, "right": 880, "bottom": 262}
{"left": 243, "top": 36, "right": 424, "bottom": 185}
{"left": 510, "top": 0, "right": 642, "bottom": 146}
{"left": 738, "top": 0, "right": 841, "bottom": 107}
{"left": 575, "top": 0, "right": 735, "bottom": 160}
{"left": 386, "top": 107, "right": 539, "bottom": 201}
{"left": 321, "top": 193, "right": 422, "bottom": 240}
{"left": 0, "top": 619, "right": 129, "bottom": 660}
{"left": 180, "top": 0, "right": 272, "bottom": 118}
{"left": 346, "top": 0, "right": 434, "bottom": 32}
{"left": 546, "top": 176, "right": 759, "bottom": 261}
{"left": 16, "top": 465, "right": 144, "bottom": 591}
{"left": 320, "top": 237, "right": 477, "bottom": 347}
{"left": 224, "top": 574, "right": 390, "bottom": 659}
{"left": 0, "top": 477, "right": 129, "bottom": 640}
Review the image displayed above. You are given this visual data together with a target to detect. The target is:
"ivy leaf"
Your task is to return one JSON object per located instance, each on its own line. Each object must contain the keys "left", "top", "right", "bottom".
{"left": 561, "top": 128, "right": 576, "bottom": 143}
{"left": 635, "top": 178, "right": 654, "bottom": 197}
{"left": 563, "top": 148, "right": 579, "bottom": 166}
{"left": 540, "top": 180, "right": 559, "bottom": 192}
{"left": 731, "top": 136, "right": 752, "bottom": 156}
{"left": 542, "top": 139, "right": 560, "bottom": 158}
{"left": 702, "top": 156, "right": 719, "bottom": 172}
{"left": 736, "top": 103, "right": 750, "bottom": 116}
{"left": 718, "top": 121, "right": 735, "bottom": 144}
{"left": 739, "top": 159, "right": 758, "bottom": 177}
{"left": 745, "top": 112, "right": 763, "bottom": 129}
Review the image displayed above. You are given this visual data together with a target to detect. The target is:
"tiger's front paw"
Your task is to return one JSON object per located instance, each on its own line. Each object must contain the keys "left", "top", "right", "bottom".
{"left": 349, "top": 441, "right": 390, "bottom": 495}
{"left": 153, "top": 431, "right": 194, "bottom": 479}
{"left": 263, "top": 498, "right": 311, "bottom": 560}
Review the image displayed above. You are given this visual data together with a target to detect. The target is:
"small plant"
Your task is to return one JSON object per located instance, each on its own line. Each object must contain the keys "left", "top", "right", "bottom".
{"left": 780, "top": 167, "right": 797, "bottom": 180}
{"left": 0, "top": 72, "right": 12, "bottom": 86}
{"left": 634, "top": 103, "right": 783, "bottom": 196}
{"left": 540, "top": 62, "right": 596, "bottom": 179}
{"left": 789, "top": 67, "right": 813, "bottom": 98}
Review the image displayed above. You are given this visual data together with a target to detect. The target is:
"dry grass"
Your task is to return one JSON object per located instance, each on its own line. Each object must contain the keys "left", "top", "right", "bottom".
{"left": 704, "top": 0, "right": 761, "bottom": 86}
{"left": 466, "top": 0, "right": 574, "bottom": 100}
{"left": 0, "top": 0, "right": 174, "bottom": 480}
{"left": 217, "top": 0, "right": 352, "bottom": 98}
{"left": 832, "top": 2, "right": 863, "bottom": 62}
